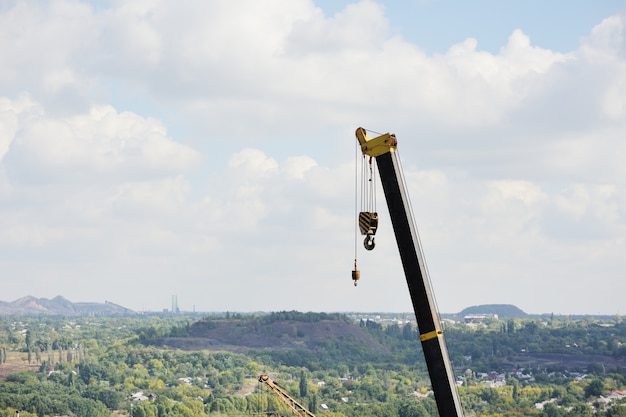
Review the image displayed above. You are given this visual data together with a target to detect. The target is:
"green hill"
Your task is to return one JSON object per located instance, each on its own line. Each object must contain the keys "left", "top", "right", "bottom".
{"left": 151, "top": 312, "right": 398, "bottom": 369}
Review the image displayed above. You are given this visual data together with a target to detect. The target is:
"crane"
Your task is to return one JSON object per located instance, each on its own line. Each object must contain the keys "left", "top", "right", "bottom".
{"left": 258, "top": 374, "right": 317, "bottom": 417}
{"left": 354, "top": 127, "right": 464, "bottom": 417}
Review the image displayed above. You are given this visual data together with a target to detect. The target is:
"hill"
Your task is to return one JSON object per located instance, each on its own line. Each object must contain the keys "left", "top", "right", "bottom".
{"left": 151, "top": 312, "right": 394, "bottom": 367}
{"left": 0, "top": 295, "right": 137, "bottom": 316}
{"left": 458, "top": 304, "right": 528, "bottom": 318}
{"left": 190, "top": 316, "right": 387, "bottom": 350}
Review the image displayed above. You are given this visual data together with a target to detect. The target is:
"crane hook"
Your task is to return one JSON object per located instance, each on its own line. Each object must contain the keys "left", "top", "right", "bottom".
{"left": 364, "top": 234, "right": 375, "bottom": 251}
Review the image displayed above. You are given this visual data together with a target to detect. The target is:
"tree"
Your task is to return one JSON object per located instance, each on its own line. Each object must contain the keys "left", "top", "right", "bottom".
{"left": 398, "top": 399, "right": 431, "bottom": 417}
{"left": 607, "top": 404, "right": 626, "bottom": 417}
{"left": 84, "top": 385, "right": 123, "bottom": 409}
{"left": 542, "top": 402, "right": 562, "bottom": 417}
{"left": 403, "top": 323, "right": 414, "bottom": 340}
{"left": 25, "top": 330, "right": 33, "bottom": 350}
{"left": 79, "top": 361, "right": 110, "bottom": 384}
{"left": 307, "top": 394, "right": 318, "bottom": 414}
{"left": 584, "top": 378, "right": 605, "bottom": 398}
{"left": 300, "top": 369, "right": 308, "bottom": 398}
{"left": 567, "top": 403, "right": 593, "bottom": 417}
{"left": 587, "top": 363, "right": 605, "bottom": 376}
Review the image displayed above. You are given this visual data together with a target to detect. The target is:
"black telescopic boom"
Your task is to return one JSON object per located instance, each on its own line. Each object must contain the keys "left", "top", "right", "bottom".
{"left": 376, "top": 150, "right": 464, "bottom": 417}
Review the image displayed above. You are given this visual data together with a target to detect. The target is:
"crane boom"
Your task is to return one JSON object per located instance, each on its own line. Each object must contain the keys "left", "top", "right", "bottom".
{"left": 258, "top": 374, "right": 317, "bottom": 417}
{"left": 355, "top": 127, "right": 464, "bottom": 417}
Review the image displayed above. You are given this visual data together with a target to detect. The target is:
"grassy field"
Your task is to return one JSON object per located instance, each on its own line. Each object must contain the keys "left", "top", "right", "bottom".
{"left": 0, "top": 350, "right": 45, "bottom": 380}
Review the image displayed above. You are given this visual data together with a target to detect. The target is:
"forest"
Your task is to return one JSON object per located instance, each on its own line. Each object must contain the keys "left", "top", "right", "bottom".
{"left": 1, "top": 312, "right": 626, "bottom": 417}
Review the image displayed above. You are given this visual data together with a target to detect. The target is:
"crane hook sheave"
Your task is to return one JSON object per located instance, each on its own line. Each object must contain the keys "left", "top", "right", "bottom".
{"left": 359, "top": 211, "right": 378, "bottom": 251}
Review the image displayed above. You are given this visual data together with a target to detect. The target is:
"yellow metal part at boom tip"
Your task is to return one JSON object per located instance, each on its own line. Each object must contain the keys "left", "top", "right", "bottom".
{"left": 355, "top": 127, "right": 397, "bottom": 158}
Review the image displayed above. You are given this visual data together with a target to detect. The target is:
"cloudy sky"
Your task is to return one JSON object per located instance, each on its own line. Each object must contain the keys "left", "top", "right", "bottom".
{"left": 1, "top": 0, "right": 625, "bottom": 315}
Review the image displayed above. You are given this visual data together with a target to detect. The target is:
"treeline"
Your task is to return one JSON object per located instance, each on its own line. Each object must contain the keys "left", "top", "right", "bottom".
{"left": 258, "top": 311, "right": 350, "bottom": 324}
{"left": 0, "top": 372, "right": 110, "bottom": 417}
{"left": 202, "top": 311, "right": 351, "bottom": 324}
{"left": 1, "top": 314, "right": 626, "bottom": 417}
{"left": 443, "top": 318, "right": 626, "bottom": 374}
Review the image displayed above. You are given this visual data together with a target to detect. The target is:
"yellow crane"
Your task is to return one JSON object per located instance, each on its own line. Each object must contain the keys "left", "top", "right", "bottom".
{"left": 258, "top": 374, "right": 317, "bottom": 417}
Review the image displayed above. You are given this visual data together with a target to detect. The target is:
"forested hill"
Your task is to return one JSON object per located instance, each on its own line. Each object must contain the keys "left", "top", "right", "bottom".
{"left": 141, "top": 310, "right": 626, "bottom": 373}
{"left": 148, "top": 312, "right": 401, "bottom": 367}
{"left": 458, "top": 304, "right": 528, "bottom": 318}
{"left": 154, "top": 312, "right": 390, "bottom": 350}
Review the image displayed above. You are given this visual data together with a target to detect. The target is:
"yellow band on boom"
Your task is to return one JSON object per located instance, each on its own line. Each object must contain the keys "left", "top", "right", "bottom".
{"left": 419, "top": 329, "right": 443, "bottom": 342}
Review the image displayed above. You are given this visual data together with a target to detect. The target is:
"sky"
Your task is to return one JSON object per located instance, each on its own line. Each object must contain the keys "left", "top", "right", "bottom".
{"left": 1, "top": 0, "right": 626, "bottom": 316}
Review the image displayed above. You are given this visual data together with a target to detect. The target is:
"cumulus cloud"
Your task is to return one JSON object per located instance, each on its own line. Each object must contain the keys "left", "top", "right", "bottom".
{"left": 282, "top": 156, "right": 317, "bottom": 180}
{"left": 3, "top": 102, "right": 201, "bottom": 185}
{"left": 0, "top": 1, "right": 625, "bottom": 314}
{"left": 228, "top": 148, "right": 279, "bottom": 179}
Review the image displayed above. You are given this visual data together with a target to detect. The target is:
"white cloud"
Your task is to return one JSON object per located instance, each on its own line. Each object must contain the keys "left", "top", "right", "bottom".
{"left": 1, "top": 1, "right": 625, "bottom": 314}
{"left": 228, "top": 148, "right": 279, "bottom": 179}
{"left": 4, "top": 103, "right": 201, "bottom": 185}
{"left": 285, "top": 0, "right": 388, "bottom": 55}
{"left": 545, "top": 183, "right": 625, "bottom": 240}
{"left": 0, "top": 1, "right": 97, "bottom": 111}
{"left": 282, "top": 156, "right": 317, "bottom": 180}
{"left": 581, "top": 15, "right": 626, "bottom": 61}
{"left": 0, "top": 94, "right": 43, "bottom": 160}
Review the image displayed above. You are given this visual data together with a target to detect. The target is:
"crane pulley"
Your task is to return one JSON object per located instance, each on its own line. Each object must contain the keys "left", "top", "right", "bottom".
{"left": 359, "top": 211, "right": 378, "bottom": 250}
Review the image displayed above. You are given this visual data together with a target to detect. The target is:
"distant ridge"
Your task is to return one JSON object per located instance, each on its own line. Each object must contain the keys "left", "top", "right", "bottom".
{"left": 0, "top": 295, "right": 137, "bottom": 316}
{"left": 458, "top": 304, "right": 528, "bottom": 318}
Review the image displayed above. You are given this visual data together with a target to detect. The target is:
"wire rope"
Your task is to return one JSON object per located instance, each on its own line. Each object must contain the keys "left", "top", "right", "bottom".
{"left": 354, "top": 138, "right": 359, "bottom": 262}
{"left": 396, "top": 148, "right": 443, "bottom": 320}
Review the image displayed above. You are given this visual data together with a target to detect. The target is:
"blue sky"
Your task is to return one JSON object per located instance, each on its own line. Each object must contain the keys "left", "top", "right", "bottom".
{"left": 1, "top": 0, "right": 626, "bottom": 315}
{"left": 318, "top": 0, "right": 626, "bottom": 53}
